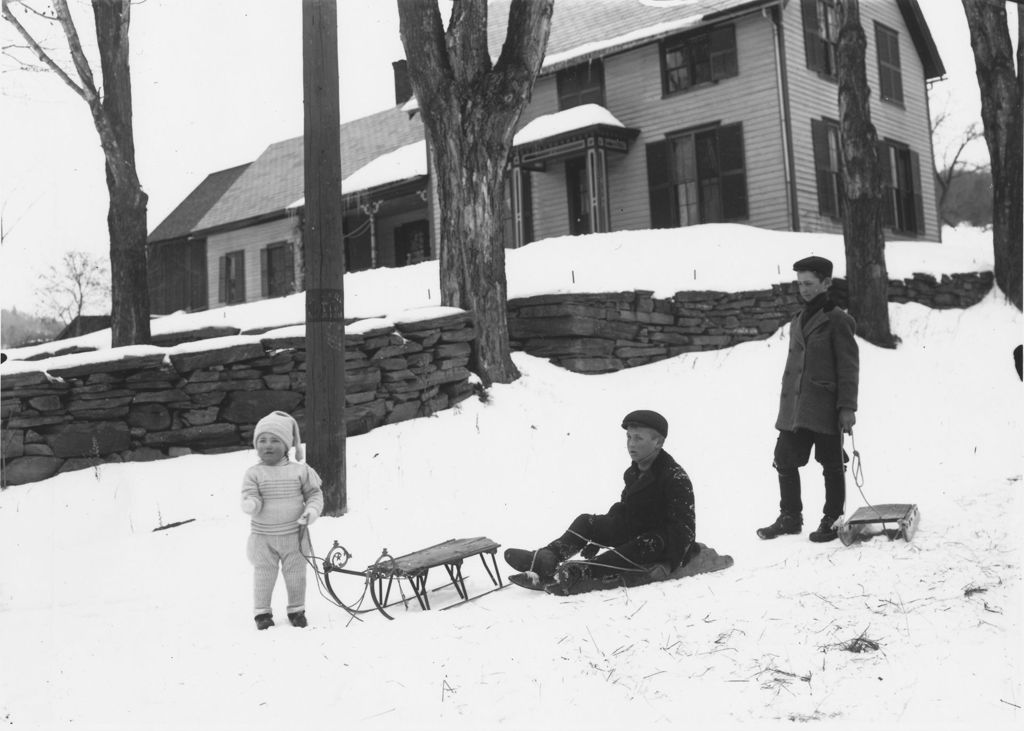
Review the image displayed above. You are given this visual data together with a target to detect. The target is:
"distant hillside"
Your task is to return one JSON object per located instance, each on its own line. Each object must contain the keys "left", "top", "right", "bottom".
{"left": 1, "top": 309, "right": 61, "bottom": 349}
{"left": 940, "top": 168, "right": 993, "bottom": 228}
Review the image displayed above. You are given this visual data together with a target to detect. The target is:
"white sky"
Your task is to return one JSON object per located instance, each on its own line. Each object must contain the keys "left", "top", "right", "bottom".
{"left": 0, "top": 0, "right": 1016, "bottom": 315}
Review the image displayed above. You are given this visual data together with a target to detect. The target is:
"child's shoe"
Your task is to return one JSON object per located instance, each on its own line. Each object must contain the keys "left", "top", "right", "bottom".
{"left": 254, "top": 613, "right": 274, "bottom": 630}
{"left": 288, "top": 611, "right": 308, "bottom": 628}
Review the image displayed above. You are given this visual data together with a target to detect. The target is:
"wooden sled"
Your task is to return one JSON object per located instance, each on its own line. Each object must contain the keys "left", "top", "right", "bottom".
{"left": 322, "top": 537, "right": 505, "bottom": 619}
{"left": 838, "top": 504, "right": 920, "bottom": 546}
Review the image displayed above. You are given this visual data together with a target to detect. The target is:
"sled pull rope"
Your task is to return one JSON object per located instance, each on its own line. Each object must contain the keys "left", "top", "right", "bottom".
{"left": 567, "top": 529, "right": 647, "bottom": 571}
{"left": 849, "top": 430, "right": 864, "bottom": 490}
{"left": 844, "top": 431, "right": 888, "bottom": 524}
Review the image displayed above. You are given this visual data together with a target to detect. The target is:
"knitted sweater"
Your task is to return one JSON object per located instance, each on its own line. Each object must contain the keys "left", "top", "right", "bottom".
{"left": 241, "top": 458, "right": 324, "bottom": 536}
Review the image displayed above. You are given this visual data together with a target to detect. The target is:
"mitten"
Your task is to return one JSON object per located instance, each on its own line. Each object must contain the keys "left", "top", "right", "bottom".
{"left": 241, "top": 497, "right": 260, "bottom": 515}
{"left": 580, "top": 542, "right": 600, "bottom": 560}
{"left": 297, "top": 505, "right": 319, "bottom": 525}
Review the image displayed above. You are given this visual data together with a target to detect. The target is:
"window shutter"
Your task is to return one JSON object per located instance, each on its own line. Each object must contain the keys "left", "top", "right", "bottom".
{"left": 877, "top": 141, "right": 895, "bottom": 228}
{"left": 284, "top": 243, "right": 296, "bottom": 292}
{"left": 646, "top": 140, "right": 676, "bottom": 229}
{"left": 909, "top": 150, "right": 925, "bottom": 235}
{"left": 260, "top": 247, "right": 269, "bottom": 298}
{"left": 801, "top": 0, "right": 824, "bottom": 72}
{"left": 718, "top": 124, "right": 748, "bottom": 221}
{"left": 521, "top": 172, "right": 534, "bottom": 245}
{"left": 218, "top": 255, "right": 227, "bottom": 303}
{"left": 709, "top": 26, "right": 738, "bottom": 80}
{"left": 811, "top": 119, "right": 836, "bottom": 218}
{"left": 875, "top": 25, "right": 891, "bottom": 100}
{"left": 236, "top": 252, "right": 246, "bottom": 302}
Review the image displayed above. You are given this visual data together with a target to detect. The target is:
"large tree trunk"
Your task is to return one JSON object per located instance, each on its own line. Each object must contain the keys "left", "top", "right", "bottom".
{"left": 836, "top": 0, "right": 894, "bottom": 348}
{"left": 92, "top": 0, "right": 150, "bottom": 346}
{"left": 398, "top": 0, "right": 553, "bottom": 386}
{"left": 302, "top": 0, "right": 347, "bottom": 515}
{"left": 962, "top": 0, "right": 1023, "bottom": 311}
{"left": 2, "top": 0, "right": 151, "bottom": 345}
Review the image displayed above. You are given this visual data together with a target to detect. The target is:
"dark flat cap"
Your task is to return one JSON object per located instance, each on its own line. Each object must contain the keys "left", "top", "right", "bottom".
{"left": 621, "top": 410, "right": 668, "bottom": 438}
{"left": 793, "top": 256, "right": 833, "bottom": 278}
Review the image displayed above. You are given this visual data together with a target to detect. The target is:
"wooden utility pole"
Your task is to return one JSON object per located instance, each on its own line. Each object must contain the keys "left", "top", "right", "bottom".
{"left": 302, "top": 0, "right": 346, "bottom": 514}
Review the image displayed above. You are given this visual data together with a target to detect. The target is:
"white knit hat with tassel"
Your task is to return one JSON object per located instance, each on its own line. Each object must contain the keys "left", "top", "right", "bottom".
{"left": 253, "top": 410, "right": 304, "bottom": 461}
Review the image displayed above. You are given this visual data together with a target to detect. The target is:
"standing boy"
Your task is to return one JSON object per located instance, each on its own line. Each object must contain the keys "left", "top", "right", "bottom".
{"left": 758, "top": 256, "right": 859, "bottom": 543}
{"left": 241, "top": 411, "right": 323, "bottom": 629}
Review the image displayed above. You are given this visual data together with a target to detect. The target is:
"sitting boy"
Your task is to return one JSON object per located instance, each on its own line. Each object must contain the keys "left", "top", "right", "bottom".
{"left": 504, "top": 410, "right": 695, "bottom": 590}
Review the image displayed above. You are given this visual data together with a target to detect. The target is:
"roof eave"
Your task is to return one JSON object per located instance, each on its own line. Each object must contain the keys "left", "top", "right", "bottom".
{"left": 896, "top": 0, "right": 946, "bottom": 80}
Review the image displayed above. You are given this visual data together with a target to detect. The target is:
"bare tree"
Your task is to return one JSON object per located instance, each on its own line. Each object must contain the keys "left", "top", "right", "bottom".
{"left": 930, "top": 109, "right": 985, "bottom": 227}
{"left": 3, "top": 0, "right": 151, "bottom": 344}
{"left": 961, "top": 0, "right": 1022, "bottom": 310}
{"left": 397, "top": 0, "right": 553, "bottom": 386}
{"left": 836, "top": 0, "right": 894, "bottom": 348}
{"left": 36, "top": 250, "right": 110, "bottom": 325}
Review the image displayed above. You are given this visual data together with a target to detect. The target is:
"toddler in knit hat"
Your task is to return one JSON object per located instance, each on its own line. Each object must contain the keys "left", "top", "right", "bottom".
{"left": 240, "top": 410, "right": 323, "bottom": 630}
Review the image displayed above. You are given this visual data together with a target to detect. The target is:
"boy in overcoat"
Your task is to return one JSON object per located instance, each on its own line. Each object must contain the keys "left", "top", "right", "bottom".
{"left": 505, "top": 410, "right": 696, "bottom": 589}
{"left": 758, "top": 256, "right": 858, "bottom": 543}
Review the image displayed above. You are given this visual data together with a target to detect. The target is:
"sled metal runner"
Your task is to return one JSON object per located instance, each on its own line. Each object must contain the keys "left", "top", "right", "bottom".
{"left": 838, "top": 503, "right": 920, "bottom": 546}
{"left": 322, "top": 537, "right": 504, "bottom": 619}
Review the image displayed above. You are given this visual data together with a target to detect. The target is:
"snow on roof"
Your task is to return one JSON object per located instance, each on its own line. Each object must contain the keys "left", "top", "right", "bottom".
{"left": 288, "top": 140, "right": 428, "bottom": 209}
{"left": 513, "top": 104, "right": 626, "bottom": 147}
{"left": 540, "top": 14, "right": 705, "bottom": 71}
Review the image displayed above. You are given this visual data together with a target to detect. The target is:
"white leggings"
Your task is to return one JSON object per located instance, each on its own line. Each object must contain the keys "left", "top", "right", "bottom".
{"left": 247, "top": 531, "right": 308, "bottom": 615}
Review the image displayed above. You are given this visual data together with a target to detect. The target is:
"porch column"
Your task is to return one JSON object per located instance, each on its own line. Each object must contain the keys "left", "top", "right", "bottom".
{"left": 510, "top": 162, "right": 526, "bottom": 248}
{"left": 585, "top": 144, "right": 610, "bottom": 233}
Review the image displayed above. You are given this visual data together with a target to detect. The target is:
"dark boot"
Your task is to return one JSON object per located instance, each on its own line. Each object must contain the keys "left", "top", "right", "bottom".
{"left": 288, "top": 611, "right": 308, "bottom": 628}
{"left": 809, "top": 515, "right": 840, "bottom": 543}
{"left": 756, "top": 512, "right": 803, "bottom": 539}
{"left": 254, "top": 613, "right": 274, "bottom": 630}
{"left": 503, "top": 547, "right": 559, "bottom": 580}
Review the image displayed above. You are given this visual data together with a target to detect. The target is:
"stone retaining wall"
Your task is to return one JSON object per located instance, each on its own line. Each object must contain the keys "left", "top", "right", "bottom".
{"left": 1, "top": 310, "right": 477, "bottom": 486}
{"left": 508, "top": 272, "right": 993, "bottom": 373}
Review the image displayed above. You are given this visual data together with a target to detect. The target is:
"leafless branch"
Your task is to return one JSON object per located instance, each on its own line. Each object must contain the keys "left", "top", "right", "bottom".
{"left": 1, "top": 0, "right": 86, "bottom": 97}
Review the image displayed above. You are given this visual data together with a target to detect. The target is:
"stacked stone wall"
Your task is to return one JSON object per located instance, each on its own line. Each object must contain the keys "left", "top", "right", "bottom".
{"left": 508, "top": 272, "right": 993, "bottom": 373}
{"left": 1, "top": 310, "right": 476, "bottom": 486}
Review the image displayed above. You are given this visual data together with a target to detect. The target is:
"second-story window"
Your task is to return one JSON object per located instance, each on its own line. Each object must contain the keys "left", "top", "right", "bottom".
{"left": 646, "top": 122, "right": 748, "bottom": 228}
{"left": 556, "top": 60, "right": 605, "bottom": 110}
{"left": 812, "top": 118, "right": 843, "bottom": 219}
{"left": 661, "top": 25, "right": 737, "bottom": 95}
{"left": 875, "top": 23, "right": 904, "bottom": 104}
{"left": 802, "top": 0, "right": 839, "bottom": 79}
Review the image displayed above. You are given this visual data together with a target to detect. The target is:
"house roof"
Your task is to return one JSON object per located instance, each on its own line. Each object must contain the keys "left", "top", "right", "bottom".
{"left": 189, "top": 106, "right": 425, "bottom": 235}
{"left": 488, "top": 0, "right": 780, "bottom": 74}
{"left": 148, "top": 163, "right": 250, "bottom": 244}
{"left": 288, "top": 140, "right": 429, "bottom": 208}
{"left": 488, "top": 0, "right": 943, "bottom": 79}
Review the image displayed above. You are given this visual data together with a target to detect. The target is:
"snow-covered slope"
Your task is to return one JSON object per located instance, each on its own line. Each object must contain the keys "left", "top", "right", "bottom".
{"left": 0, "top": 227, "right": 1020, "bottom": 730}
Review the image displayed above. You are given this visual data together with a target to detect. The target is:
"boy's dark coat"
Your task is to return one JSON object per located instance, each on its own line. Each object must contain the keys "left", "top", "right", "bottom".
{"left": 775, "top": 305, "right": 859, "bottom": 435}
{"left": 606, "top": 449, "right": 696, "bottom": 570}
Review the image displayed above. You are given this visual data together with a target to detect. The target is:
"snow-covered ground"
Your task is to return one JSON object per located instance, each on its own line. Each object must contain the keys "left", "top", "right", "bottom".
{"left": 1, "top": 225, "right": 1021, "bottom": 730}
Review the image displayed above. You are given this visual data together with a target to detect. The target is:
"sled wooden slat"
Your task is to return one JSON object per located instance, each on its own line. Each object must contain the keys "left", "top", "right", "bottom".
{"left": 845, "top": 504, "right": 916, "bottom": 525}
{"left": 371, "top": 537, "right": 500, "bottom": 576}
